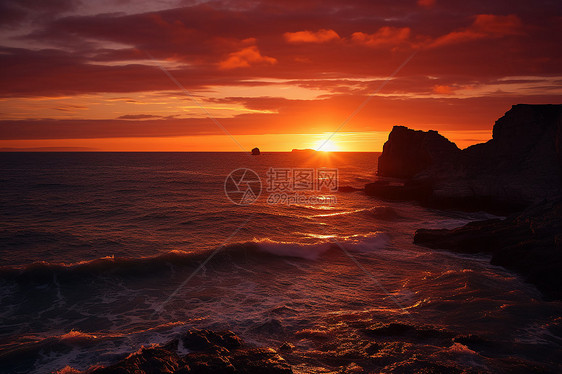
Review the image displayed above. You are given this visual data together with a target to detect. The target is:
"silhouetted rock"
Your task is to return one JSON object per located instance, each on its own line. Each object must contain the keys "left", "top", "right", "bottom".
{"left": 377, "top": 126, "right": 460, "bottom": 179}
{"left": 89, "top": 329, "right": 293, "bottom": 374}
{"left": 414, "top": 198, "right": 562, "bottom": 300}
{"left": 251, "top": 147, "right": 261, "bottom": 155}
{"left": 367, "top": 104, "right": 562, "bottom": 212}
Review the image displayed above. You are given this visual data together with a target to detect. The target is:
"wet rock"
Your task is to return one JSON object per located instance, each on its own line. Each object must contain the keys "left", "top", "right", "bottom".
{"left": 229, "top": 347, "right": 293, "bottom": 374}
{"left": 383, "top": 358, "right": 463, "bottom": 374}
{"left": 88, "top": 330, "right": 293, "bottom": 374}
{"left": 338, "top": 362, "right": 364, "bottom": 373}
{"left": 90, "top": 346, "right": 181, "bottom": 374}
{"left": 363, "top": 342, "right": 382, "bottom": 355}
{"left": 415, "top": 198, "right": 562, "bottom": 300}
{"left": 182, "top": 353, "right": 235, "bottom": 373}
{"left": 181, "top": 329, "right": 242, "bottom": 352}
{"left": 278, "top": 342, "right": 295, "bottom": 352}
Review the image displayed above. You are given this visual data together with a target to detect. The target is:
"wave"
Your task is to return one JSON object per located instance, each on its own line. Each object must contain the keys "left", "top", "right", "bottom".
{"left": 250, "top": 238, "right": 331, "bottom": 260}
{"left": 0, "top": 233, "right": 388, "bottom": 285}
{"left": 312, "top": 205, "right": 403, "bottom": 220}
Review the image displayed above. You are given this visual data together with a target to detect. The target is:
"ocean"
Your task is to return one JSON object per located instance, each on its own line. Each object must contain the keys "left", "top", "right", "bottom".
{"left": 0, "top": 152, "right": 560, "bottom": 373}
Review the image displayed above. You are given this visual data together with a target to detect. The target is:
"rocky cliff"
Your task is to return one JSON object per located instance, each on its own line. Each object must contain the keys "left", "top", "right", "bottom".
{"left": 367, "top": 104, "right": 562, "bottom": 212}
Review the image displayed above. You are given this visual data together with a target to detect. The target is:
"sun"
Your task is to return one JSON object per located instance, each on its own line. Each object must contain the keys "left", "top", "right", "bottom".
{"left": 314, "top": 138, "right": 340, "bottom": 152}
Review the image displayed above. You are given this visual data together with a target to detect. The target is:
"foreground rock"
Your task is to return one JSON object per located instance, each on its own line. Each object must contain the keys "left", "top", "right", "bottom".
{"left": 414, "top": 198, "right": 562, "bottom": 300}
{"left": 367, "top": 104, "right": 562, "bottom": 212}
{"left": 88, "top": 329, "right": 292, "bottom": 374}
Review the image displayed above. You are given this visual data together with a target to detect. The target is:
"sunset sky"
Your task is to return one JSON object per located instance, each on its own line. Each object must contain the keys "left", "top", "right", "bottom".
{"left": 1, "top": 0, "right": 561, "bottom": 151}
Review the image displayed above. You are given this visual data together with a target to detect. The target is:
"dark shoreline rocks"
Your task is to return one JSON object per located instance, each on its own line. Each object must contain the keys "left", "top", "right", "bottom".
{"left": 367, "top": 104, "right": 562, "bottom": 300}
{"left": 87, "top": 329, "right": 292, "bottom": 374}
{"left": 414, "top": 198, "right": 562, "bottom": 300}
{"left": 61, "top": 319, "right": 561, "bottom": 373}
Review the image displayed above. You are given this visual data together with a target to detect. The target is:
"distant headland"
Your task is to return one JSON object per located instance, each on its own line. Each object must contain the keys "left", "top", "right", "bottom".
{"left": 291, "top": 148, "right": 316, "bottom": 153}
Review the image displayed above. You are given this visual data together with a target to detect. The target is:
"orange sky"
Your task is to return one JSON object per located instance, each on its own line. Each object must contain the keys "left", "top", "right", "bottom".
{"left": 0, "top": 0, "right": 561, "bottom": 151}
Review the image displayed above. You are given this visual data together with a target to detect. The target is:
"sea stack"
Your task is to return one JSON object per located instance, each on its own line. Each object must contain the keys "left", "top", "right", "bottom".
{"left": 251, "top": 147, "right": 261, "bottom": 155}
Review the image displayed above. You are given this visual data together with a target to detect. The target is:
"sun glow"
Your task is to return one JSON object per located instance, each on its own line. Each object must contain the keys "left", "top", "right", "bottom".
{"left": 314, "top": 138, "right": 340, "bottom": 152}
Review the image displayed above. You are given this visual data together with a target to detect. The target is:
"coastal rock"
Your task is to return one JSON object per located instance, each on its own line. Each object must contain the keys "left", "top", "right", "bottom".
{"left": 368, "top": 104, "right": 562, "bottom": 211}
{"left": 377, "top": 126, "right": 460, "bottom": 179}
{"left": 414, "top": 198, "right": 562, "bottom": 300}
{"left": 181, "top": 329, "right": 243, "bottom": 352}
{"left": 251, "top": 147, "right": 261, "bottom": 155}
{"left": 89, "top": 346, "right": 181, "bottom": 374}
{"left": 89, "top": 329, "right": 293, "bottom": 374}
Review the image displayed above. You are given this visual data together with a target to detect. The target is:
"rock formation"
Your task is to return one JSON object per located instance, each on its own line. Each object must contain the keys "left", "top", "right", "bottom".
{"left": 251, "top": 147, "right": 261, "bottom": 155}
{"left": 367, "top": 104, "right": 562, "bottom": 212}
{"left": 377, "top": 126, "right": 460, "bottom": 179}
{"left": 414, "top": 198, "right": 562, "bottom": 300}
{"left": 89, "top": 329, "right": 293, "bottom": 374}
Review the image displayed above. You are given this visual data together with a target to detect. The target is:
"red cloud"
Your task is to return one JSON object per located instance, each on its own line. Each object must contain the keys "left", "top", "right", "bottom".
{"left": 284, "top": 29, "right": 340, "bottom": 43}
{"left": 433, "top": 85, "right": 453, "bottom": 94}
{"left": 219, "top": 41, "right": 277, "bottom": 69}
{"left": 430, "top": 14, "right": 523, "bottom": 48}
{"left": 351, "top": 27, "right": 411, "bottom": 48}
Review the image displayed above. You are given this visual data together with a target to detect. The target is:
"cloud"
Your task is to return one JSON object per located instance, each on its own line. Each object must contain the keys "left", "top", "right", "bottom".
{"left": 0, "top": 0, "right": 75, "bottom": 27}
{"left": 351, "top": 27, "right": 411, "bottom": 48}
{"left": 284, "top": 29, "right": 340, "bottom": 43}
{"left": 433, "top": 85, "right": 453, "bottom": 94}
{"left": 117, "top": 114, "right": 162, "bottom": 120}
{"left": 430, "top": 14, "right": 523, "bottom": 48}
{"left": 219, "top": 44, "right": 277, "bottom": 69}
{"left": 0, "top": 0, "right": 560, "bottom": 146}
